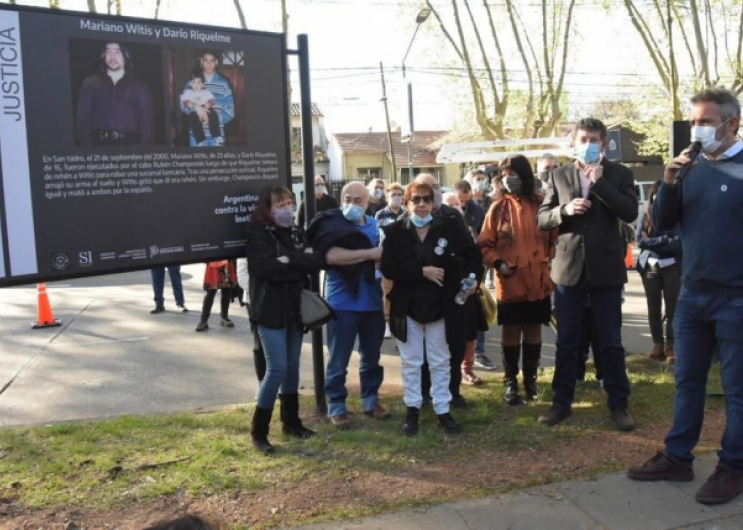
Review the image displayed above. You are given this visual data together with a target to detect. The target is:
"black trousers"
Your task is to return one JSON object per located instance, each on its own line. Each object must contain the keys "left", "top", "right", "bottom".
{"left": 576, "top": 304, "right": 603, "bottom": 382}
{"left": 641, "top": 263, "right": 681, "bottom": 345}
{"left": 200, "top": 288, "right": 230, "bottom": 322}
{"left": 421, "top": 332, "right": 466, "bottom": 400}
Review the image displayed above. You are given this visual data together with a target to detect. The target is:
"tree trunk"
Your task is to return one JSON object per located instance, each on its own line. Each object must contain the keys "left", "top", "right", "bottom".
{"left": 87, "top": 0, "right": 96, "bottom": 12}
{"left": 154, "top": 0, "right": 161, "bottom": 19}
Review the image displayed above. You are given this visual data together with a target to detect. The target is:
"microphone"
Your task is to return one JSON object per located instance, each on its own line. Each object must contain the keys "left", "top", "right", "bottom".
{"left": 674, "top": 141, "right": 702, "bottom": 183}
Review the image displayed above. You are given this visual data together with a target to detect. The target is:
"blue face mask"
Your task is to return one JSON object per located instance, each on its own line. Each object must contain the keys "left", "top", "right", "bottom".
{"left": 576, "top": 142, "right": 601, "bottom": 164}
{"left": 342, "top": 203, "right": 365, "bottom": 222}
{"left": 411, "top": 214, "right": 433, "bottom": 227}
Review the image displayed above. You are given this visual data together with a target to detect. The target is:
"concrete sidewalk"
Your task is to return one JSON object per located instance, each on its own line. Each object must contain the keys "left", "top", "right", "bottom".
{"left": 0, "top": 262, "right": 654, "bottom": 427}
{"left": 294, "top": 454, "right": 743, "bottom": 530}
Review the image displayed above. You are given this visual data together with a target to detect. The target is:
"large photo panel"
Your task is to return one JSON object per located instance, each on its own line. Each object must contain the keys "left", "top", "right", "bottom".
{"left": 0, "top": 5, "right": 290, "bottom": 287}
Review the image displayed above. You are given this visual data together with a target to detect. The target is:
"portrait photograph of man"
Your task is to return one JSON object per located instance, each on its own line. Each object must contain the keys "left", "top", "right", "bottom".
{"left": 70, "top": 39, "right": 166, "bottom": 146}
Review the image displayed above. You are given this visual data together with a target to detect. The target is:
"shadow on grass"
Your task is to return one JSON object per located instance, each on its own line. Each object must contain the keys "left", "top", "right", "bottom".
{"left": 0, "top": 356, "right": 724, "bottom": 528}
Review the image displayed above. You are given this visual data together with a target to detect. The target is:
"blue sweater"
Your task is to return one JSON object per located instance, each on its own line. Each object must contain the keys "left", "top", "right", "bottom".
{"left": 654, "top": 149, "right": 743, "bottom": 297}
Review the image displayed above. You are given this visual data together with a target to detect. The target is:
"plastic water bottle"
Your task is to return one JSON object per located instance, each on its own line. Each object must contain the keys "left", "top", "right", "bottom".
{"left": 455, "top": 273, "right": 477, "bottom": 305}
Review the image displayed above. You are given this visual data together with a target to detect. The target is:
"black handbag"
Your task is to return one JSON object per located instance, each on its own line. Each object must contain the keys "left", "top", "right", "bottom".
{"left": 300, "top": 289, "right": 335, "bottom": 331}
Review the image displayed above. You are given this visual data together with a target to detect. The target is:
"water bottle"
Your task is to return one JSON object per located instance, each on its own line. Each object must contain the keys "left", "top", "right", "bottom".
{"left": 455, "top": 273, "right": 477, "bottom": 305}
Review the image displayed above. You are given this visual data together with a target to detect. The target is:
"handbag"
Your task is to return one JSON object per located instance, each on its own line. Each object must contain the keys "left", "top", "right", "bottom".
{"left": 300, "top": 288, "right": 335, "bottom": 331}
{"left": 478, "top": 283, "right": 498, "bottom": 327}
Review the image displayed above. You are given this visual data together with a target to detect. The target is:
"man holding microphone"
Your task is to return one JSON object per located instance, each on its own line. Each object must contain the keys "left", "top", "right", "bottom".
{"left": 629, "top": 87, "right": 743, "bottom": 505}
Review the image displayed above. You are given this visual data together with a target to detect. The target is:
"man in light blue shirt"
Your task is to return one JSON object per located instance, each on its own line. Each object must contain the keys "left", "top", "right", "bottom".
{"left": 324, "top": 182, "right": 390, "bottom": 428}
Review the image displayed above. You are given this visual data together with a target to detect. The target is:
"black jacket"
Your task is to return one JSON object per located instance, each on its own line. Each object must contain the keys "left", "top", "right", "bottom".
{"left": 246, "top": 222, "right": 322, "bottom": 329}
{"left": 537, "top": 159, "right": 638, "bottom": 287}
{"left": 381, "top": 215, "right": 482, "bottom": 341}
{"left": 462, "top": 200, "right": 486, "bottom": 235}
{"left": 305, "top": 209, "right": 376, "bottom": 295}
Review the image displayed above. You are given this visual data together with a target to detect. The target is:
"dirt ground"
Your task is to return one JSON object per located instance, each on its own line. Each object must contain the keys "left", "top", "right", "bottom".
{"left": 0, "top": 406, "right": 727, "bottom": 530}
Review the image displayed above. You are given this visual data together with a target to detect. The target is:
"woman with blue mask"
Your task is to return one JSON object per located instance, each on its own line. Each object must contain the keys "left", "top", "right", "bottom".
{"left": 365, "top": 178, "right": 388, "bottom": 217}
{"left": 381, "top": 182, "right": 483, "bottom": 436}
{"left": 246, "top": 184, "right": 323, "bottom": 453}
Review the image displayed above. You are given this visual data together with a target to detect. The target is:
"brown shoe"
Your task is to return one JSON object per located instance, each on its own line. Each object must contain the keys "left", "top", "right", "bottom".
{"left": 330, "top": 414, "right": 351, "bottom": 429}
{"left": 628, "top": 451, "right": 694, "bottom": 482}
{"left": 648, "top": 343, "right": 665, "bottom": 361}
{"left": 695, "top": 465, "right": 743, "bottom": 505}
{"left": 665, "top": 344, "right": 675, "bottom": 365}
{"left": 364, "top": 402, "right": 392, "bottom": 421}
{"left": 537, "top": 405, "right": 572, "bottom": 427}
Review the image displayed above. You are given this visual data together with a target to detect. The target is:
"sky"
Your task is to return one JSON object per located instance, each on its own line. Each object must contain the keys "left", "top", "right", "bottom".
{"left": 12, "top": 0, "right": 676, "bottom": 136}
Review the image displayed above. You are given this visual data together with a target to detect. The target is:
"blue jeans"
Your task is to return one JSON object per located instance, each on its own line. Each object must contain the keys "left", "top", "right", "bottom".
{"left": 256, "top": 320, "right": 303, "bottom": 409}
{"left": 475, "top": 330, "right": 486, "bottom": 355}
{"left": 325, "top": 310, "right": 385, "bottom": 417}
{"left": 552, "top": 274, "right": 630, "bottom": 410}
{"left": 664, "top": 288, "right": 743, "bottom": 471}
{"left": 150, "top": 267, "right": 184, "bottom": 307}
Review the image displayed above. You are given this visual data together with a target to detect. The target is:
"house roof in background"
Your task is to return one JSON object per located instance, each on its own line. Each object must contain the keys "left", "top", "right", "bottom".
{"left": 333, "top": 130, "right": 449, "bottom": 166}
{"left": 290, "top": 103, "right": 323, "bottom": 117}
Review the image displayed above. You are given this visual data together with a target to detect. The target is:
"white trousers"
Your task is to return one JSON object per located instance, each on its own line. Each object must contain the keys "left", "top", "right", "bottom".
{"left": 397, "top": 317, "right": 451, "bottom": 415}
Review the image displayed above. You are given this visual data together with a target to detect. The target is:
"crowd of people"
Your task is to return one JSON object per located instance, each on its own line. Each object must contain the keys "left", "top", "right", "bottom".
{"left": 146, "top": 86, "right": 743, "bottom": 507}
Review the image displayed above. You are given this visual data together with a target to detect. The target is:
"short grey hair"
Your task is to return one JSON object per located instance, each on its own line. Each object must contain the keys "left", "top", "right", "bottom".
{"left": 691, "top": 87, "right": 741, "bottom": 123}
{"left": 366, "top": 178, "right": 385, "bottom": 192}
{"left": 539, "top": 153, "right": 558, "bottom": 164}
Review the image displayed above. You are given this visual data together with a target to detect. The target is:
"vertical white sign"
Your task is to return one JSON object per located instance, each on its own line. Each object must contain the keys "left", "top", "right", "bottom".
{"left": 0, "top": 10, "right": 36, "bottom": 277}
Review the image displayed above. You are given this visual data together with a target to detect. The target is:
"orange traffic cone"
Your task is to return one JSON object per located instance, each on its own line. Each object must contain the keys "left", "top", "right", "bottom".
{"left": 32, "top": 283, "right": 62, "bottom": 329}
{"left": 625, "top": 243, "right": 635, "bottom": 269}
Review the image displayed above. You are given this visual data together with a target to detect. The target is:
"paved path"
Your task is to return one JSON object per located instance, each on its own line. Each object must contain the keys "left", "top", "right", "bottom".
{"left": 294, "top": 454, "right": 742, "bottom": 530}
{"left": 0, "top": 261, "right": 653, "bottom": 427}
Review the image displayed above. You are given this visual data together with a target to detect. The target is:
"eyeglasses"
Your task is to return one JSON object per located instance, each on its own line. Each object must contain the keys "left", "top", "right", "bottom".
{"left": 410, "top": 195, "right": 432, "bottom": 204}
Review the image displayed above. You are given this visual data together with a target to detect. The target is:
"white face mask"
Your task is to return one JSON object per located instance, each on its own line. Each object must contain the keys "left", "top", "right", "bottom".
{"left": 389, "top": 195, "right": 403, "bottom": 207}
{"left": 691, "top": 119, "right": 730, "bottom": 154}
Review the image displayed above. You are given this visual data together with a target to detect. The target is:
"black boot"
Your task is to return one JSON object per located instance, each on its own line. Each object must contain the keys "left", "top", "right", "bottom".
{"left": 501, "top": 344, "right": 524, "bottom": 406}
{"left": 279, "top": 393, "right": 316, "bottom": 439}
{"left": 522, "top": 342, "right": 542, "bottom": 402}
{"left": 251, "top": 406, "right": 275, "bottom": 454}
{"left": 402, "top": 407, "right": 419, "bottom": 436}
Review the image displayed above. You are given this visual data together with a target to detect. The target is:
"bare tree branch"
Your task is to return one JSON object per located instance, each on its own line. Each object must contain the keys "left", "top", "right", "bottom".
{"left": 623, "top": 0, "right": 671, "bottom": 90}
{"left": 482, "top": 0, "right": 508, "bottom": 113}
{"left": 233, "top": 0, "right": 247, "bottom": 29}
{"left": 504, "top": 0, "right": 535, "bottom": 137}
{"left": 154, "top": 0, "right": 161, "bottom": 19}
{"left": 426, "top": 0, "right": 464, "bottom": 62}
{"left": 703, "top": 0, "right": 719, "bottom": 84}
{"left": 671, "top": 1, "right": 699, "bottom": 82}
{"left": 689, "top": 0, "right": 711, "bottom": 86}
{"left": 463, "top": 0, "right": 501, "bottom": 112}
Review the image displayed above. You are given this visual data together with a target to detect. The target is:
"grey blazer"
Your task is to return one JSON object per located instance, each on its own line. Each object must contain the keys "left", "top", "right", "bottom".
{"left": 537, "top": 159, "right": 638, "bottom": 288}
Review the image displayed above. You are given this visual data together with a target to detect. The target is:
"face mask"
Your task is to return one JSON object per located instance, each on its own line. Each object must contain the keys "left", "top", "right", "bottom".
{"left": 373, "top": 189, "right": 385, "bottom": 200}
{"left": 315, "top": 185, "right": 326, "bottom": 195}
{"left": 342, "top": 203, "right": 365, "bottom": 222}
{"left": 273, "top": 207, "right": 294, "bottom": 228}
{"left": 390, "top": 196, "right": 403, "bottom": 207}
{"left": 475, "top": 180, "right": 489, "bottom": 192}
{"left": 411, "top": 214, "right": 433, "bottom": 227}
{"left": 576, "top": 142, "right": 602, "bottom": 164}
{"left": 433, "top": 189, "right": 443, "bottom": 211}
{"left": 504, "top": 176, "right": 523, "bottom": 195}
{"left": 691, "top": 119, "right": 729, "bottom": 153}
{"left": 539, "top": 171, "right": 551, "bottom": 183}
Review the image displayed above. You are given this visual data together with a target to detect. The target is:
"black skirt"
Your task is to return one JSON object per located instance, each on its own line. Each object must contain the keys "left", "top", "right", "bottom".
{"left": 497, "top": 296, "right": 552, "bottom": 325}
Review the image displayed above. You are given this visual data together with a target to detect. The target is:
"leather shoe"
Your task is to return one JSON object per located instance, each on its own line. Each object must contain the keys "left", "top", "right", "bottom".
{"left": 450, "top": 395, "right": 470, "bottom": 409}
{"left": 628, "top": 451, "right": 694, "bottom": 482}
{"left": 402, "top": 407, "right": 419, "bottom": 436}
{"left": 437, "top": 412, "right": 462, "bottom": 435}
{"left": 611, "top": 408, "right": 635, "bottom": 431}
{"left": 648, "top": 343, "right": 665, "bottom": 361}
{"left": 330, "top": 414, "right": 351, "bottom": 430}
{"left": 150, "top": 306, "right": 165, "bottom": 314}
{"left": 537, "top": 406, "right": 572, "bottom": 427}
{"left": 364, "top": 402, "right": 391, "bottom": 421}
{"left": 696, "top": 465, "right": 743, "bottom": 505}
{"left": 665, "top": 344, "right": 675, "bottom": 365}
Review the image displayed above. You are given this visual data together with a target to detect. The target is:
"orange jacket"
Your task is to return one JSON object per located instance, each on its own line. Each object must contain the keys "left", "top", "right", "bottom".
{"left": 477, "top": 194, "right": 557, "bottom": 303}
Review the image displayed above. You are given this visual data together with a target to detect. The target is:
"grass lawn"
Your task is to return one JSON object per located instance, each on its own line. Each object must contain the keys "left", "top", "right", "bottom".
{"left": 0, "top": 357, "right": 725, "bottom": 529}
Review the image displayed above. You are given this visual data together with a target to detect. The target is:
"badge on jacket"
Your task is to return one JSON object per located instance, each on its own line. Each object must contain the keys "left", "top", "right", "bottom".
{"left": 438, "top": 238, "right": 448, "bottom": 248}
{"left": 434, "top": 246, "right": 444, "bottom": 256}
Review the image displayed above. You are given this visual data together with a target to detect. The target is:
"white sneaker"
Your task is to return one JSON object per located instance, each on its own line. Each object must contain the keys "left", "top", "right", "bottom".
{"left": 384, "top": 323, "right": 392, "bottom": 339}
